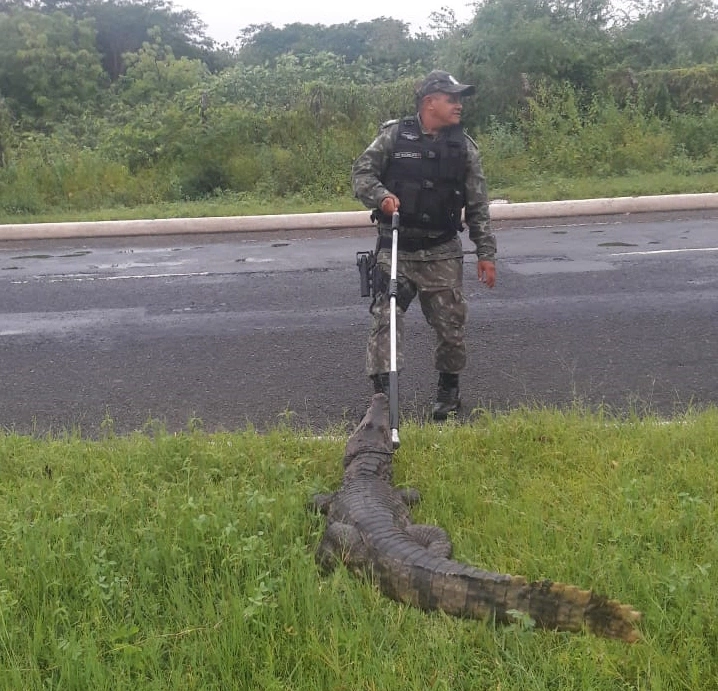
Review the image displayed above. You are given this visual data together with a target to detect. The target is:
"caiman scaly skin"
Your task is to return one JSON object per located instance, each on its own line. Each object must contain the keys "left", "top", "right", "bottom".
{"left": 312, "top": 394, "right": 641, "bottom": 643}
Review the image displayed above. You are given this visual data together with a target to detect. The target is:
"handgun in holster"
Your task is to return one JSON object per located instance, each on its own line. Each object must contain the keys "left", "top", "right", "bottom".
{"left": 357, "top": 223, "right": 383, "bottom": 297}
{"left": 356, "top": 248, "right": 375, "bottom": 297}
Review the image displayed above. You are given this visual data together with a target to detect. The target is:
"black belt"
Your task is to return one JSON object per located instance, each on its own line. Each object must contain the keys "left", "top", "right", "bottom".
{"left": 378, "top": 231, "right": 456, "bottom": 252}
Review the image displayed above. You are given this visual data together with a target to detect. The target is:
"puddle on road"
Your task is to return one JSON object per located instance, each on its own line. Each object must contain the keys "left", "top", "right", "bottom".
{"left": 2, "top": 266, "right": 20, "bottom": 270}
{"left": 507, "top": 254, "right": 570, "bottom": 263}
{"left": 598, "top": 242, "right": 638, "bottom": 247}
{"left": 117, "top": 247, "right": 190, "bottom": 255}
{"left": 89, "top": 261, "right": 186, "bottom": 270}
{"left": 507, "top": 259, "right": 613, "bottom": 274}
{"left": 11, "top": 250, "right": 92, "bottom": 260}
{"left": 234, "top": 256, "right": 275, "bottom": 264}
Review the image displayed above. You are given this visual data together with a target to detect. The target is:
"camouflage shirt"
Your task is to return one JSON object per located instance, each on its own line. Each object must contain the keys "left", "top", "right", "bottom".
{"left": 351, "top": 116, "right": 496, "bottom": 262}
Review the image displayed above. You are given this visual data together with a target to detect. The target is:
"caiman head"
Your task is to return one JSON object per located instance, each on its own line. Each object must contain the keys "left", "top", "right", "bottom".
{"left": 343, "top": 394, "right": 394, "bottom": 480}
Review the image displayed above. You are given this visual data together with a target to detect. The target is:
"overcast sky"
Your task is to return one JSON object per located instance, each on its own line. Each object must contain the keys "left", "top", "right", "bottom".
{"left": 173, "top": 0, "right": 477, "bottom": 44}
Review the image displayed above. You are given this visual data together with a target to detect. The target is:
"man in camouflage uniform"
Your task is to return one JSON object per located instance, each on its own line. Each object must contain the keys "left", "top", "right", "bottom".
{"left": 351, "top": 70, "right": 497, "bottom": 420}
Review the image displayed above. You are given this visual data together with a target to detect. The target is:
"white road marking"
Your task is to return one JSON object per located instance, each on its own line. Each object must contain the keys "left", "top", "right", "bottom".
{"left": 518, "top": 221, "right": 618, "bottom": 230}
{"left": 611, "top": 247, "right": 718, "bottom": 256}
{"left": 11, "top": 272, "right": 212, "bottom": 284}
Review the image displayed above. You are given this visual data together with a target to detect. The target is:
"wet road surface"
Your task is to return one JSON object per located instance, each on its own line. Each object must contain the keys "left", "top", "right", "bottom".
{"left": 1, "top": 210, "right": 717, "bottom": 435}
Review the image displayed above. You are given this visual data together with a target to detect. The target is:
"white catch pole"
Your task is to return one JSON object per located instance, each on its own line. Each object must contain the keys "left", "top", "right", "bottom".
{"left": 389, "top": 211, "right": 400, "bottom": 449}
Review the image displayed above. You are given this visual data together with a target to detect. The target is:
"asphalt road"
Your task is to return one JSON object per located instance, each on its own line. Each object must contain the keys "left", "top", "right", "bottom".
{"left": 1, "top": 209, "right": 717, "bottom": 436}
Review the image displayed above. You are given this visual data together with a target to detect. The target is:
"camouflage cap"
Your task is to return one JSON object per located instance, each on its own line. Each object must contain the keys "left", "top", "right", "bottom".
{"left": 416, "top": 70, "right": 476, "bottom": 99}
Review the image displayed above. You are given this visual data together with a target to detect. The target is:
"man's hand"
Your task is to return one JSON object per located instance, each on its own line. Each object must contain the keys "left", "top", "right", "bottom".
{"left": 477, "top": 260, "right": 496, "bottom": 288}
{"left": 380, "top": 194, "right": 400, "bottom": 216}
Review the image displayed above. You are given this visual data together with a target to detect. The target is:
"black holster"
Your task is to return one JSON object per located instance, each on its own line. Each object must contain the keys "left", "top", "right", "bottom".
{"left": 356, "top": 235, "right": 383, "bottom": 298}
{"left": 356, "top": 250, "right": 374, "bottom": 297}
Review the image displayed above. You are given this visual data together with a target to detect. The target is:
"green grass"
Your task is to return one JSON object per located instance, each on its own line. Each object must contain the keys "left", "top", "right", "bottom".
{"left": 491, "top": 170, "right": 718, "bottom": 204}
{"left": 0, "top": 193, "right": 366, "bottom": 226}
{"left": 1, "top": 171, "right": 716, "bottom": 226}
{"left": 1, "top": 407, "right": 718, "bottom": 689}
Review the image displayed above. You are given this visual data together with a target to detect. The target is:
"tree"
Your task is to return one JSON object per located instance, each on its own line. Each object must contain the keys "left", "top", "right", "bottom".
{"left": 0, "top": 93, "right": 13, "bottom": 167}
{"left": 453, "top": 0, "right": 617, "bottom": 125}
{"left": 5, "top": 0, "right": 213, "bottom": 79}
{"left": 237, "top": 18, "right": 435, "bottom": 76}
{"left": 0, "top": 8, "right": 106, "bottom": 125}
{"left": 116, "top": 28, "right": 209, "bottom": 105}
{"left": 614, "top": 0, "right": 718, "bottom": 69}
{"left": 428, "top": 6, "right": 459, "bottom": 38}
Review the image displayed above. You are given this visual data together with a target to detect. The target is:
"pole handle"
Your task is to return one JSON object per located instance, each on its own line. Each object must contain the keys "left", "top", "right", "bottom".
{"left": 391, "top": 211, "right": 400, "bottom": 231}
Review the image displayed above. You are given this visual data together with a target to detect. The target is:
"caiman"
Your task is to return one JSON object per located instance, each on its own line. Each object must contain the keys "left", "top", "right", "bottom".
{"left": 311, "top": 394, "right": 641, "bottom": 643}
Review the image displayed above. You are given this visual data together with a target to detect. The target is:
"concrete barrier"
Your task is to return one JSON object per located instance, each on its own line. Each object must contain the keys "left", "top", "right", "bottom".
{"left": 2, "top": 193, "right": 718, "bottom": 241}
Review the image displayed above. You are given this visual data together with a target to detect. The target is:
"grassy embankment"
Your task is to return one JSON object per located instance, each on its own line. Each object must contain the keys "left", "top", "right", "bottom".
{"left": 1, "top": 169, "right": 716, "bottom": 226}
{"left": 1, "top": 407, "right": 717, "bottom": 689}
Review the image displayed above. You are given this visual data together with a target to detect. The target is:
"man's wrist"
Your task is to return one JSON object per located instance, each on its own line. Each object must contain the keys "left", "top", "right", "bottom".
{"left": 374, "top": 189, "right": 392, "bottom": 208}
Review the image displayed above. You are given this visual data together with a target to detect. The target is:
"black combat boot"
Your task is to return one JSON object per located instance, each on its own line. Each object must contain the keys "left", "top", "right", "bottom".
{"left": 432, "top": 372, "right": 461, "bottom": 420}
{"left": 370, "top": 372, "right": 391, "bottom": 395}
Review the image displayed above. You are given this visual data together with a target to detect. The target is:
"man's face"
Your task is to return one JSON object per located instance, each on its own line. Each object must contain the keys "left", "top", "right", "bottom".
{"left": 426, "top": 92, "right": 463, "bottom": 128}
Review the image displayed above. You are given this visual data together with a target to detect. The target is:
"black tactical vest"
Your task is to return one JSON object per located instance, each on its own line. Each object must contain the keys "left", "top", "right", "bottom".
{"left": 381, "top": 116, "right": 467, "bottom": 233}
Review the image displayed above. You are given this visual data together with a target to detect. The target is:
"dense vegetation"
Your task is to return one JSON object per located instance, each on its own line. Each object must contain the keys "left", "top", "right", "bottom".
{"left": 0, "top": 0, "right": 717, "bottom": 217}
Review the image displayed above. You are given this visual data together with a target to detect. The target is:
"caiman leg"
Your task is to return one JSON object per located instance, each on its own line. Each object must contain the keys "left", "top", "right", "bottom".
{"left": 397, "top": 488, "right": 421, "bottom": 506}
{"left": 316, "top": 522, "right": 368, "bottom": 574}
{"left": 309, "top": 492, "right": 335, "bottom": 515}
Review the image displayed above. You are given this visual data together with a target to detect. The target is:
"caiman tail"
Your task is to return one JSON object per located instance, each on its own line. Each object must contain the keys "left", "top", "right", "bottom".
{"left": 379, "top": 561, "right": 641, "bottom": 642}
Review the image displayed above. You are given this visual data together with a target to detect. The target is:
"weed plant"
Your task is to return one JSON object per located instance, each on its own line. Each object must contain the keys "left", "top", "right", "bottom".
{"left": 1, "top": 407, "right": 717, "bottom": 689}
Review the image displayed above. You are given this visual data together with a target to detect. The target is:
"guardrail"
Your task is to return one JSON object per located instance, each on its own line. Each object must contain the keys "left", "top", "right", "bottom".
{"left": 2, "top": 193, "right": 718, "bottom": 241}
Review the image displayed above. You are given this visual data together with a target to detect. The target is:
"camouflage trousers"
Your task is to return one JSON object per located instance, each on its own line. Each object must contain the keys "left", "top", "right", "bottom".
{"left": 366, "top": 253, "right": 467, "bottom": 376}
